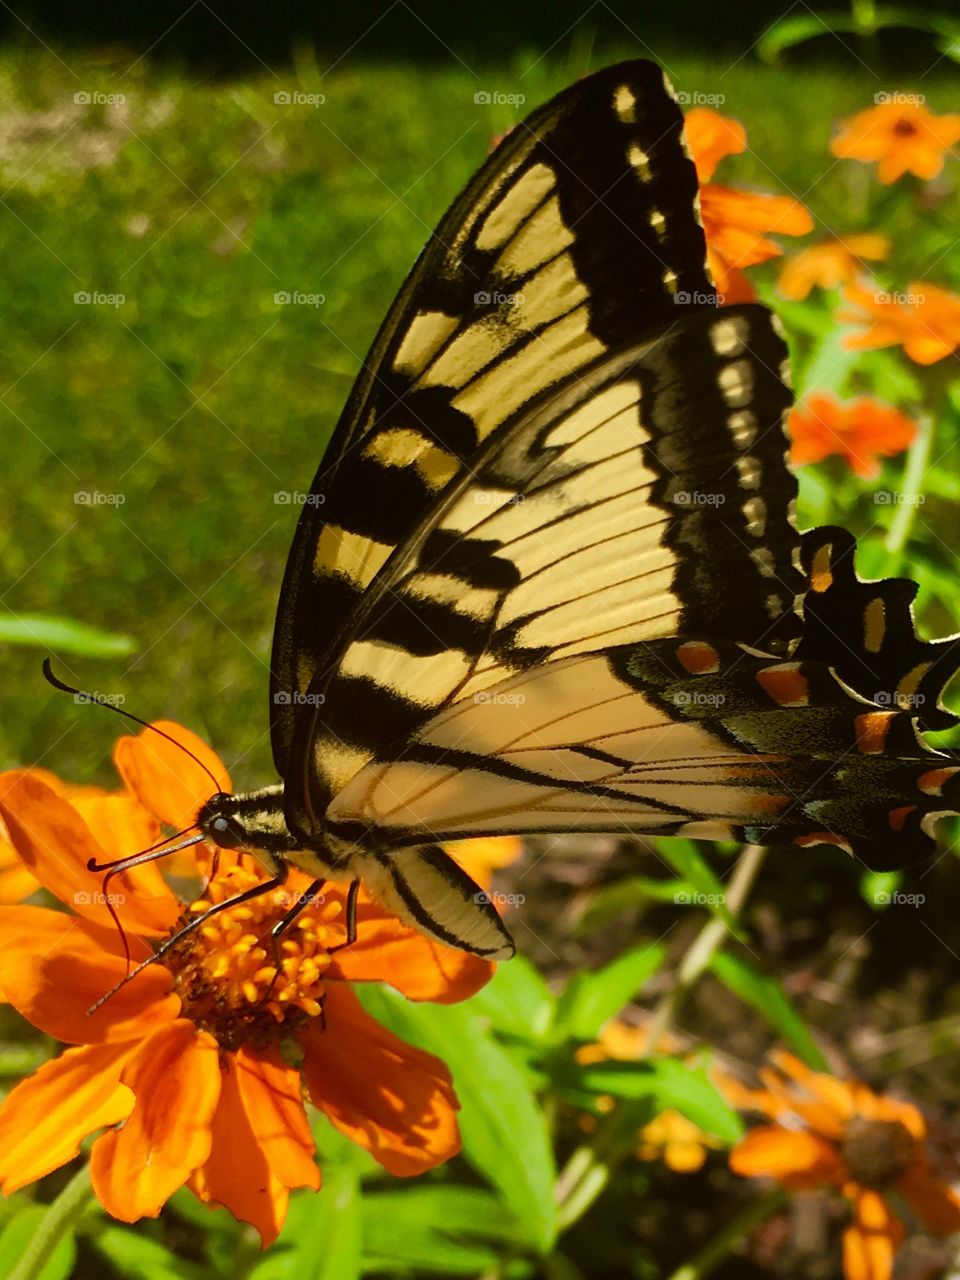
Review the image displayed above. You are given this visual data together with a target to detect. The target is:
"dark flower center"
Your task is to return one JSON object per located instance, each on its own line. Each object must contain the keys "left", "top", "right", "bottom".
{"left": 841, "top": 1116, "right": 915, "bottom": 1188}
{"left": 892, "top": 118, "right": 918, "bottom": 137}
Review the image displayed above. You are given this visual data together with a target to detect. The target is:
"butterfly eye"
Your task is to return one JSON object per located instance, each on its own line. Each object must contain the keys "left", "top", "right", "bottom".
{"left": 209, "top": 815, "right": 246, "bottom": 850}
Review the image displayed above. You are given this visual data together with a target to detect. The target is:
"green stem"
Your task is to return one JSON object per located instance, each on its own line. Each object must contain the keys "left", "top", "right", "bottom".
{"left": 882, "top": 407, "right": 935, "bottom": 576}
{"left": 8, "top": 1164, "right": 94, "bottom": 1280}
{"left": 645, "top": 845, "right": 767, "bottom": 1052}
{"left": 665, "top": 1187, "right": 787, "bottom": 1280}
{"left": 554, "top": 845, "right": 768, "bottom": 1234}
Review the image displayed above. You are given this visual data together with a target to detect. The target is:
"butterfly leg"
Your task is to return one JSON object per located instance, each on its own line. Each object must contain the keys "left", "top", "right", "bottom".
{"left": 258, "top": 876, "right": 327, "bottom": 1002}
{"left": 327, "top": 877, "right": 360, "bottom": 954}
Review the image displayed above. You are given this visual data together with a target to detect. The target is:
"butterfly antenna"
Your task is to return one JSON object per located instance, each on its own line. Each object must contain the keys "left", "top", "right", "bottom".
{"left": 42, "top": 659, "right": 224, "bottom": 796}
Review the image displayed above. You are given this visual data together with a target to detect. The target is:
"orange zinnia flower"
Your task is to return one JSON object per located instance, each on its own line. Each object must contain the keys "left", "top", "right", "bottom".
{"left": 778, "top": 234, "right": 890, "bottom": 301}
{"left": 726, "top": 1051, "right": 960, "bottom": 1280}
{"left": 684, "top": 107, "right": 813, "bottom": 303}
{"left": 788, "top": 392, "right": 918, "bottom": 479}
{"left": 831, "top": 99, "right": 960, "bottom": 184}
{"left": 841, "top": 281, "right": 960, "bottom": 365}
{"left": 0, "top": 724, "right": 497, "bottom": 1245}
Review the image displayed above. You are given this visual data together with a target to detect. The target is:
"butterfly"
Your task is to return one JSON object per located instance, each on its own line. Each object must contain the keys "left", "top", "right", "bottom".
{"left": 191, "top": 59, "right": 960, "bottom": 963}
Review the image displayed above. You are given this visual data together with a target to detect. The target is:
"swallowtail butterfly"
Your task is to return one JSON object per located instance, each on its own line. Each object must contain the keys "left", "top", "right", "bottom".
{"left": 193, "top": 60, "right": 960, "bottom": 961}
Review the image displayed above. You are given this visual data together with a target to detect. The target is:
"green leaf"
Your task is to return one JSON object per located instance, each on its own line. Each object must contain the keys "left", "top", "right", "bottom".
{"left": 0, "top": 614, "right": 136, "bottom": 658}
{"left": 575, "top": 1058, "right": 743, "bottom": 1144}
{"left": 861, "top": 869, "right": 901, "bottom": 912}
{"left": 553, "top": 945, "right": 666, "bottom": 1042}
{"left": 359, "top": 986, "right": 557, "bottom": 1253}
{"left": 250, "top": 1164, "right": 362, "bottom": 1280}
{"left": 466, "top": 953, "right": 554, "bottom": 1041}
{"left": 757, "top": 11, "right": 856, "bottom": 61}
{"left": 362, "top": 1186, "right": 523, "bottom": 1275}
{"left": 0, "top": 1204, "right": 75, "bottom": 1280}
{"left": 708, "top": 951, "right": 825, "bottom": 1069}
{"left": 93, "top": 1226, "right": 208, "bottom": 1280}
{"left": 654, "top": 840, "right": 746, "bottom": 940}
{"left": 795, "top": 323, "right": 861, "bottom": 398}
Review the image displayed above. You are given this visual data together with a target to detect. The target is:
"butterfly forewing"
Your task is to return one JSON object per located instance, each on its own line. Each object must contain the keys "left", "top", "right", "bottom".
{"left": 270, "top": 60, "right": 713, "bottom": 774}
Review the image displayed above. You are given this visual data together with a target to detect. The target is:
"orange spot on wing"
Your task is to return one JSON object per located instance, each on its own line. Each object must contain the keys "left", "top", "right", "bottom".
{"left": 756, "top": 664, "right": 809, "bottom": 706}
{"left": 888, "top": 805, "right": 916, "bottom": 833}
{"left": 855, "top": 712, "right": 893, "bottom": 754}
{"left": 917, "top": 767, "right": 958, "bottom": 796}
{"left": 794, "top": 832, "right": 854, "bottom": 855}
{"left": 676, "top": 642, "right": 720, "bottom": 674}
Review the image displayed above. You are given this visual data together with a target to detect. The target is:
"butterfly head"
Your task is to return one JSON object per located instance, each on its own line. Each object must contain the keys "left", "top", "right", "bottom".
{"left": 196, "top": 784, "right": 301, "bottom": 858}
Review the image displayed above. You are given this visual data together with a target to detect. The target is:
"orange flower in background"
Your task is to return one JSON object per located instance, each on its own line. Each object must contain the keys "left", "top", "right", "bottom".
{"left": 788, "top": 393, "right": 918, "bottom": 479}
{"left": 685, "top": 107, "right": 813, "bottom": 303}
{"left": 831, "top": 98, "right": 960, "bottom": 184}
{"left": 841, "top": 281, "right": 960, "bottom": 365}
{"left": 778, "top": 234, "right": 890, "bottom": 301}
{"left": 726, "top": 1051, "right": 960, "bottom": 1280}
{"left": 0, "top": 725, "right": 497, "bottom": 1245}
{"left": 577, "top": 1018, "right": 718, "bottom": 1172}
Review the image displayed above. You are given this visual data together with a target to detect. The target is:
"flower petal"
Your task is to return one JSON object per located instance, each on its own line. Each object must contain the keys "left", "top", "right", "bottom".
{"left": 329, "top": 895, "right": 494, "bottom": 1003}
{"left": 190, "top": 1045, "right": 319, "bottom": 1246}
{"left": 301, "top": 985, "right": 460, "bottom": 1175}
{"left": 897, "top": 1162, "right": 960, "bottom": 1236}
{"left": 114, "top": 720, "right": 230, "bottom": 830}
{"left": 0, "top": 905, "right": 178, "bottom": 1044}
{"left": 91, "top": 1020, "right": 221, "bottom": 1221}
{"left": 0, "top": 1041, "right": 136, "bottom": 1193}
{"left": 684, "top": 107, "right": 746, "bottom": 182}
{"left": 0, "top": 771, "right": 177, "bottom": 935}
{"left": 843, "top": 1189, "right": 904, "bottom": 1280}
{"left": 729, "top": 1124, "right": 842, "bottom": 1187}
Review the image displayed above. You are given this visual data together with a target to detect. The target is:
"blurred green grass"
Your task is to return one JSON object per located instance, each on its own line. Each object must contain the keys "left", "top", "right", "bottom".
{"left": 1, "top": 43, "right": 958, "bottom": 786}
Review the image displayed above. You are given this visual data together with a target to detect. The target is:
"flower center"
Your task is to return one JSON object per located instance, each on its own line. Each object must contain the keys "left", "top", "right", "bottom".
{"left": 841, "top": 1116, "right": 916, "bottom": 1188}
{"left": 162, "top": 865, "right": 342, "bottom": 1051}
{"left": 892, "top": 117, "right": 918, "bottom": 137}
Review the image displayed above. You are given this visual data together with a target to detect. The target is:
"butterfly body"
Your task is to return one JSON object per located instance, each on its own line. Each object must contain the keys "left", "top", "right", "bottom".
{"left": 193, "top": 59, "right": 960, "bottom": 961}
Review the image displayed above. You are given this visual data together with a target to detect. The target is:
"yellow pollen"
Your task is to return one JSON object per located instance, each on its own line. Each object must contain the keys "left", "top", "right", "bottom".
{"left": 162, "top": 864, "right": 341, "bottom": 1051}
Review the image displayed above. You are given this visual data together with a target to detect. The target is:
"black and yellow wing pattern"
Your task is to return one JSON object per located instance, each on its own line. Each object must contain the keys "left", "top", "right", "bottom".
{"left": 263, "top": 60, "right": 960, "bottom": 958}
